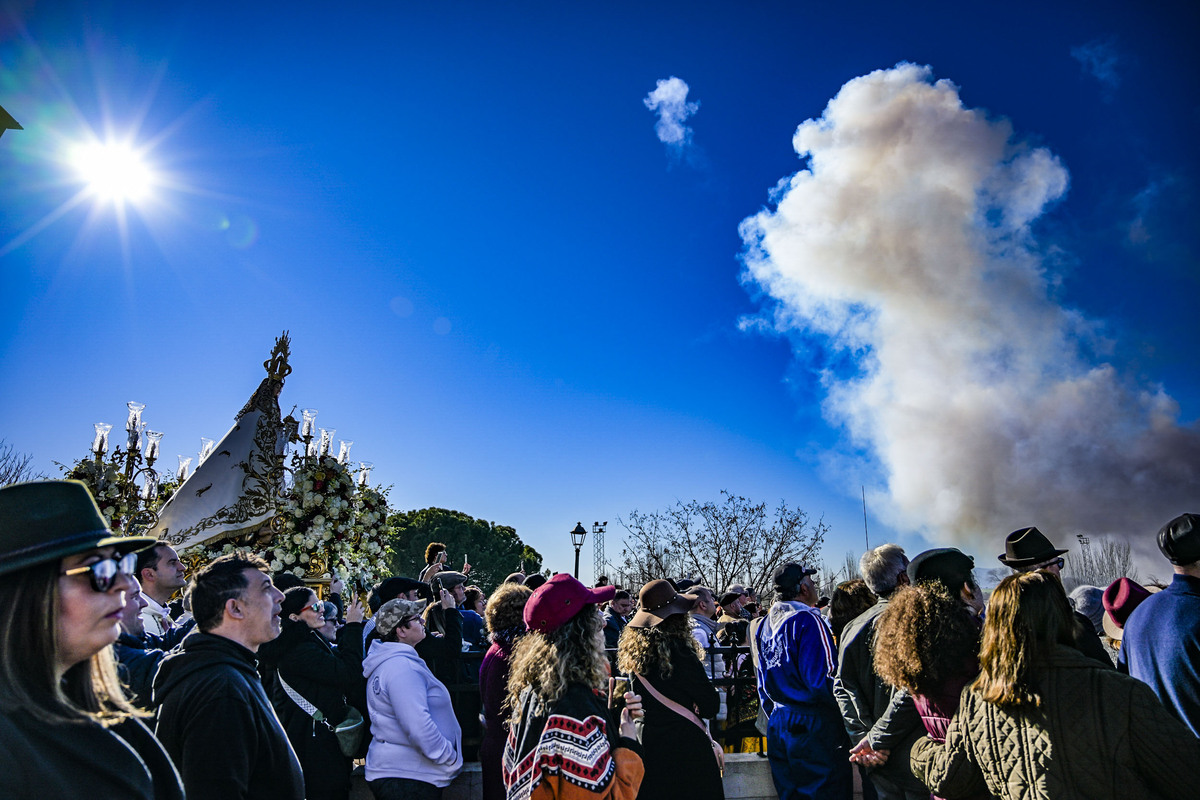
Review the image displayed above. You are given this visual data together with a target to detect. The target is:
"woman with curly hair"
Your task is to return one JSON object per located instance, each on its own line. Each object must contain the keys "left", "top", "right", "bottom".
{"left": 479, "top": 583, "right": 532, "bottom": 800}
{"left": 872, "top": 581, "right": 984, "bottom": 800}
{"left": 503, "top": 574, "right": 645, "bottom": 800}
{"left": 909, "top": 570, "right": 1200, "bottom": 800}
{"left": 617, "top": 579, "right": 723, "bottom": 800}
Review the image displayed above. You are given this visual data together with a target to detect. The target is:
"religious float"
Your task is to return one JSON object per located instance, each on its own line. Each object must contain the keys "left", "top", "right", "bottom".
{"left": 63, "top": 333, "right": 392, "bottom": 588}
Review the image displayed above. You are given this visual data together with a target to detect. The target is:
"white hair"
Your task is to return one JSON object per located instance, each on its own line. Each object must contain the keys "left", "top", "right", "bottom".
{"left": 859, "top": 544, "right": 908, "bottom": 597}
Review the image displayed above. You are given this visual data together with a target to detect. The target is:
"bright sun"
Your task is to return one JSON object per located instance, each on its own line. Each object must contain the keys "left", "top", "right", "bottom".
{"left": 69, "top": 140, "right": 156, "bottom": 204}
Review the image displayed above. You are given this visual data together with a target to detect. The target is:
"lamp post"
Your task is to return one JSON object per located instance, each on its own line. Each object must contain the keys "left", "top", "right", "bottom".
{"left": 570, "top": 522, "right": 587, "bottom": 579}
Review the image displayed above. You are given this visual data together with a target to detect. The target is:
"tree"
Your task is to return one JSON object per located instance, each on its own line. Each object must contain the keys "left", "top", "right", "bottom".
{"left": 1062, "top": 535, "right": 1138, "bottom": 591}
{"left": 0, "top": 439, "right": 44, "bottom": 486}
{"left": 814, "top": 550, "right": 863, "bottom": 599}
{"left": 614, "top": 491, "right": 827, "bottom": 600}
{"left": 387, "top": 507, "right": 543, "bottom": 594}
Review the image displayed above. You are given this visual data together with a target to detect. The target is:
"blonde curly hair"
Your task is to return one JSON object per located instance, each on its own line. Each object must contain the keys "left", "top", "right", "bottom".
{"left": 506, "top": 606, "right": 607, "bottom": 721}
{"left": 485, "top": 582, "right": 532, "bottom": 636}
{"left": 616, "top": 613, "right": 703, "bottom": 679}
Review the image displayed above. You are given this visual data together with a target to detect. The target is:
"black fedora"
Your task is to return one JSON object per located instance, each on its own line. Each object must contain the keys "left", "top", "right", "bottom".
{"left": 0, "top": 480, "right": 156, "bottom": 577}
{"left": 998, "top": 526, "right": 1067, "bottom": 569}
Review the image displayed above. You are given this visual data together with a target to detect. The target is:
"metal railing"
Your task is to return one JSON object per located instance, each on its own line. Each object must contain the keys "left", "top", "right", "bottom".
{"left": 441, "top": 644, "right": 766, "bottom": 760}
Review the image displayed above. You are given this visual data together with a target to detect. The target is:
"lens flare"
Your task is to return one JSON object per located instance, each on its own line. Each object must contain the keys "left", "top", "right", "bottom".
{"left": 69, "top": 139, "right": 155, "bottom": 204}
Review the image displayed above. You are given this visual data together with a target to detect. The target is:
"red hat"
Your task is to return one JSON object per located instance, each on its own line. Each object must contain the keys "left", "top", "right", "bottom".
{"left": 1101, "top": 577, "right": 1152, "bottom": 641}
{"left": 524, "top": 573, "right": 616, "bottom": 634}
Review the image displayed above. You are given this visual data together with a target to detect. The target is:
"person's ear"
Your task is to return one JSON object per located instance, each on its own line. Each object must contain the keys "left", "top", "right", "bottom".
{"left": 225, "top": 597, "right": 245, "bottom": 621}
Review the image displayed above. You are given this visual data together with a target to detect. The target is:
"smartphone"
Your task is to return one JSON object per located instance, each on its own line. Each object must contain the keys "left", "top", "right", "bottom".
{"left": 609, "top": 676, "right": 630, "bottom": 712}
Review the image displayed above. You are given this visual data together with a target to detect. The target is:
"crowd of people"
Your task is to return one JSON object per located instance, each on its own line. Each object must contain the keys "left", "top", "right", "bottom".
{"left": 1, "top": 478, "right": 1198, "bottom": 800}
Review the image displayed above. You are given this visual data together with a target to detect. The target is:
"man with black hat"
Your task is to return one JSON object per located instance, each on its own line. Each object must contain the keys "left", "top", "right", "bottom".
{"left": 750, "top": 562, "right": 852, "bottom": 800}
{"left": 999, "top": 526, "right": 1113, "bottom": 666}
{"left": 1118, "top": 512, "right": 1200, "bottom": 736}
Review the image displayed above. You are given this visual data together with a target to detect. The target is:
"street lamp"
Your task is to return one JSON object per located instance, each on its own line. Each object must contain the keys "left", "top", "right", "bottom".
{"left": 570, "top": 522, "right": 588, "bottom": 579}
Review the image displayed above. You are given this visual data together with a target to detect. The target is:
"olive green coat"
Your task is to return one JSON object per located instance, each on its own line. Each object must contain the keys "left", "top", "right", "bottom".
{"left": 910, "top": 646, "right": 1200, "bottom": 800}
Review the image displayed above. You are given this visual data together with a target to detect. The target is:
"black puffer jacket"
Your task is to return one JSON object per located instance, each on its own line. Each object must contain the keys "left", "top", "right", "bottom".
{"left": 259, "top": 620, "right": 365, "bottom": 800}
{"left": 153, "top": 631, "right": 304, "bottom": 800}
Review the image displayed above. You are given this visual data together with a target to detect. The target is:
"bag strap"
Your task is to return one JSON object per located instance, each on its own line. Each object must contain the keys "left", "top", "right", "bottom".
{"left": 278, "top": 673, "right": 328, "bottom": 725}
{"left": 633, "top": 673, "right": 708, "bottom": 735}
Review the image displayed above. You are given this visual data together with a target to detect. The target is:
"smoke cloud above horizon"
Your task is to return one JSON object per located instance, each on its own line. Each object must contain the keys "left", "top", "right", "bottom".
{"left": 739, "top": 63, "right": 1200, "bottom": 551}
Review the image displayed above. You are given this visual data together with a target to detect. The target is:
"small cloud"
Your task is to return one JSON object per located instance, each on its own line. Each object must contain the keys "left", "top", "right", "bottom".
{"left": 644, "top": 76, "right": 699, "bottom": 158}
{"left": 1071, "top": 37, "right": 1121, "bottom": 93}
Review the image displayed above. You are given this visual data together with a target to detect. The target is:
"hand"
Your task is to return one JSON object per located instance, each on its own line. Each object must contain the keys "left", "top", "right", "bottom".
{"left": 439, "top": 588, "right": 455, "bottom": 610}
{"left": 345, "top": 595, "right": 364, "bottom": 624}
{"left": 618, "top": 692, "right": 643, "bottom": 739}
{"left": 330, "top": 575, "right": 346, "bottom": 595}
{"left": 462, "top": 560, "right": 472, "bottom": 575}
{"left": 849, "top": 738, "right": 890, "bottom": 767}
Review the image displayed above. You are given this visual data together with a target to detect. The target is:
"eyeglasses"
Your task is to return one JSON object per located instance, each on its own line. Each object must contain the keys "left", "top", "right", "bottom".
{"left": 62, "top": 552, "right": 138, "bottom": 592}
{"left": 1022, "top": 557, "right": 1065, "bottom": 572}
{"left": 302, "top": 601, "right": 324, "bottom": 614}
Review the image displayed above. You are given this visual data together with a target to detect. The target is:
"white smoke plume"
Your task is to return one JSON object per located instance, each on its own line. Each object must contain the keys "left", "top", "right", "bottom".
{"left": 739, "top": 63, "right": 1199, "bottom": 552}
{"left": 644, "top": 76, "right": 699, "bottom": 156}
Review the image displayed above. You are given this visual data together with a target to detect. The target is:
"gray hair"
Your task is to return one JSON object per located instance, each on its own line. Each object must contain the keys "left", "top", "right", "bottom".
{"left": 860, "top": 544, "right": 908, "bottom": 597}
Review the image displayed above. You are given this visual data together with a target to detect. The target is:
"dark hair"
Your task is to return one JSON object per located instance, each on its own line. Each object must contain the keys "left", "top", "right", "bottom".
{"left": 281, "top": 586, "right": 317, "bottom": 623}
{"left": 272, "top": 571, "right": 307, "bottom": 593}
{"left": 829, "top": 579, "right": 877, "bottom": 641}
{"left": 612, "top": 589, "right": 631, "bottom": 602}
{"left": 134, "top": 541, "right": 170, "bottom": 580}
{"left": 424, "top": 542, "right": 446, "bottom": 565}
{"left": 873, "top": 583, "right": 980, "bottom": 695}
{"left": 973, "top": 571, "right": 1074, "bottom": 708}
{"left": 0, "top": 558, "right": 138, "bottom": 725}
{"left": 463, "top": 586, "right": 483, "bottom": 610}
{"left": 188, "top": 552, "right": 270, "bottom": 632}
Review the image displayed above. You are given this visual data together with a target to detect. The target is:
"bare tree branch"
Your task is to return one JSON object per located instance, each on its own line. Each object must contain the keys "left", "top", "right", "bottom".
{"left": 0, "top": 439, "right": 45, "bottom": 486}
{"left": 614, "top": 491, "right": 826, "bottom": 599}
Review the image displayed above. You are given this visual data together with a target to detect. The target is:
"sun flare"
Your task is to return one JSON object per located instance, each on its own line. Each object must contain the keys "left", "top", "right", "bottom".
{"left": 69, "top": 139, "right": 156, "bottom": 204}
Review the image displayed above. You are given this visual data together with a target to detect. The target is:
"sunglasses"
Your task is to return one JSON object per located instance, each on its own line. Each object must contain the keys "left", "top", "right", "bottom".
{"left": 62, "top": 551, "right": 138, "bottom": 592}
{"left": 302, "top": 601, "right": 324, "bottom": 614}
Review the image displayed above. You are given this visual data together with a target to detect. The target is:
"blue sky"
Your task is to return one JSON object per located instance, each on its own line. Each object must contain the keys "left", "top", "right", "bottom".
{"left": 2, "top": 0, "right": 1196, "bottom": 581}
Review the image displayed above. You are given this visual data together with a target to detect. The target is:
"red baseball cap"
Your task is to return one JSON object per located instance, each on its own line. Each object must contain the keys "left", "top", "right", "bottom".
{"left": 524, "top": 573, "right": 616, "bottom": 634}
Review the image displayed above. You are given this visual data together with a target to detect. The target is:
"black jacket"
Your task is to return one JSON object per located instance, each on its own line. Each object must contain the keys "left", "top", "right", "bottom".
{"left": 0, "top": 710, "right": 182, "bottom": 800}
{"left": 152, "top": 631, "right": 305, "bottom": 800}
{"left": 416, "top": 606, "right": 463, "bottom": 688}
{"left": 603, "top": 610, "right": 627, "bottom": 650}
{"left": 630, "top": 649, "right": 723, "bottom": 799}
{"left": 259, "top": 620, "right": 365, "bottom": 800}
{"left": 115, "top": 632, "right": 168, "bottom": 708}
